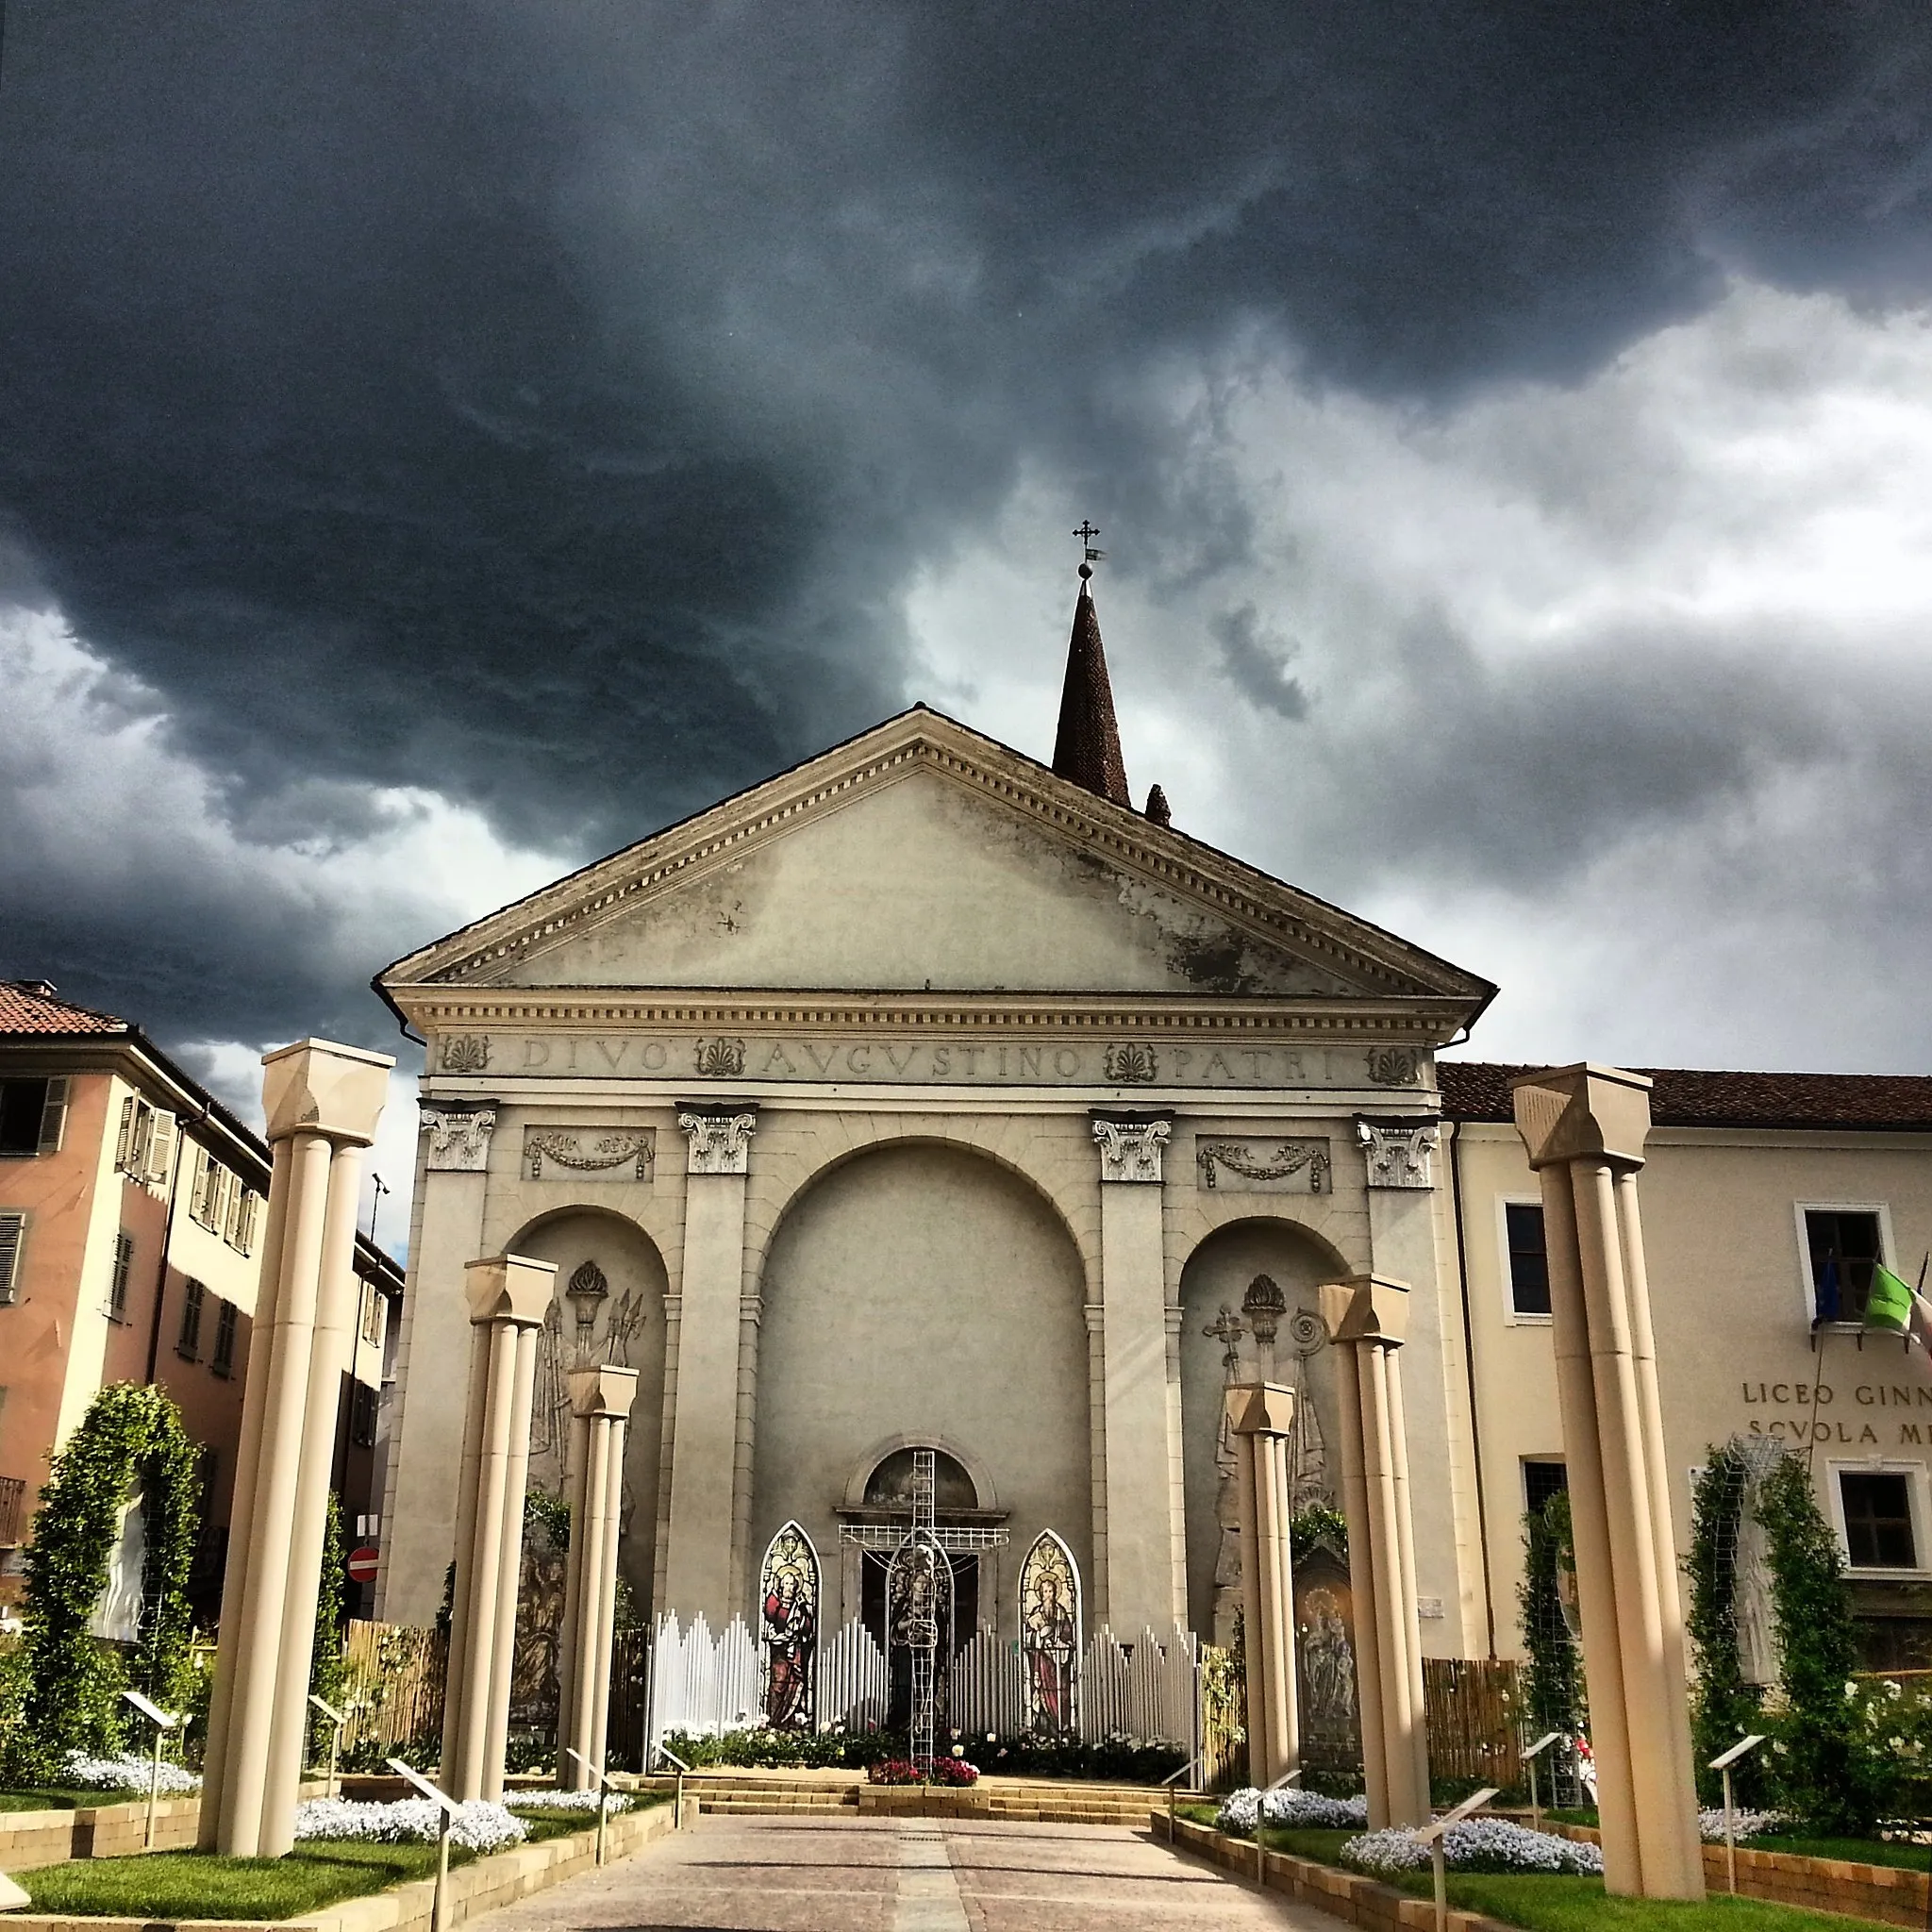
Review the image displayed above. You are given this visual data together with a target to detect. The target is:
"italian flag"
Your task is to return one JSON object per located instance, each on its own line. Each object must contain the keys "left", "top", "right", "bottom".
{"left": 1864, "top": 1261, "right": 1925, "bottom": 1338}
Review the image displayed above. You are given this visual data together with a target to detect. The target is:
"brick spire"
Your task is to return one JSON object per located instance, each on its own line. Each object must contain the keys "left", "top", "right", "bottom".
{"left": 1051, "top": 568, "right": 1131, "bottom": 808}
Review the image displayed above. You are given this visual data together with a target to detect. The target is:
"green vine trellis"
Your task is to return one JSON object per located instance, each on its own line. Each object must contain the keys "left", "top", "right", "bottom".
{"left": 11, "top": 1382, "right": 201, "bottom": 1778}
{"left": 1756, "top": 1448, "right": 1882, "bottom": 1833}
{"left": 1685, "top": 1441, "right": 1766, "bottom": 1804}
{"left": 1518, "top": 1489, "right": 1585, "bottom": 1797}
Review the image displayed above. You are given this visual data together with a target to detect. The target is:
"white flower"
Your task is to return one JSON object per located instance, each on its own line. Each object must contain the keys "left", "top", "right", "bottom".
{"left": 1342, "top": 1819, "right": 1603, "bottom": 1878}
{"left": 293, "top": 1797, "right": 527, "bottom": 1852}
{"left": 64, "top": 1752, "right": 201, "bottom": 1795}
{"left": 1697, "top": 1807, "right": 1788, "bottom": 1843}
{"left": 504, "top": 1789, "right": 631, "bottom": 1815}
{"left": 1213, "top": 1787, "right": 1370, "bottom": 1835}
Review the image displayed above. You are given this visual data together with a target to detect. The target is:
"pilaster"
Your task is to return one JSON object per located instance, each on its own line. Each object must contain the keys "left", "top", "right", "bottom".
{"left": 379, "top": 1101, "right": 499, "bottom": 1626}
{"left": 1091, "top": 1114, "right": 1182, "bottom": 1632}
{"left": 660, "top": 1108, "right": 755, "bottom": 1626}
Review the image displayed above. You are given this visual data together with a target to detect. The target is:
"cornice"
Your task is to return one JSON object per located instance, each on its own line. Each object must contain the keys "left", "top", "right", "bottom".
{"left": 388, "top": 985, "right": 1472, "bottom": 1042}
{"left": 378, "top": 717, "right": 1491, "bottom": 1009}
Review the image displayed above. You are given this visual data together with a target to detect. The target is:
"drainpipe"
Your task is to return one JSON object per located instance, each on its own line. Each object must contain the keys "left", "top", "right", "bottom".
{"left": 1446, "top": 1120, "right": 1498, "bottom": 1657}
{"left": 144, "top": 1103, "right": 208, "bottom": 1384}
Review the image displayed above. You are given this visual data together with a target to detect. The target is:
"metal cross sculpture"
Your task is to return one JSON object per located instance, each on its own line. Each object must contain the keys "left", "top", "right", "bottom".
{"left": 1203, "top": 1305, "right": 1246, "bottom": 1376}
{"left": 1073, "top": 519, "right": 1105, "bottom": 564}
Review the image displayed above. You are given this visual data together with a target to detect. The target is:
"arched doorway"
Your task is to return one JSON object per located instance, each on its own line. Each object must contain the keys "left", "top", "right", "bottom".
{"left": 751, "top": 1140, "right": 1090, "bottom": 1636}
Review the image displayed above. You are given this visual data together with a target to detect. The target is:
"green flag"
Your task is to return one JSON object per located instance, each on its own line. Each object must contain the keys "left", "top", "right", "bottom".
{"left": 1865, "top": 1261, "right": 1916, "bottom": 1334}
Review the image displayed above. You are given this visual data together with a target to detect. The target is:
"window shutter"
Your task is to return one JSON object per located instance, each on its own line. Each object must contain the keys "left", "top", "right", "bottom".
{"left": 145, "top": 1109, "right": 178, "bottom": 1186}
{"left": 236, "top": 1190, "right": 260, "bottom": 1256}
{"left": 37, "top": 1080, "right": 68, "bottom": 1155}
{"left": 117, "top": 1095, "right": 137, "bottom": 1172}
{"left": 0, "top": 1213, "right": 24, "bottom": 1304}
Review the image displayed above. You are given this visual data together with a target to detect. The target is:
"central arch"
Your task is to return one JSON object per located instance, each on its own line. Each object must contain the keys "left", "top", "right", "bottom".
{"left": 750, "top": 1139, "right": 1091, "bottom": 1637}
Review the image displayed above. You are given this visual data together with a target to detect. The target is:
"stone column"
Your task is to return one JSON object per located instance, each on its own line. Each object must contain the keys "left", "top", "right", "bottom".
{"left": 1320, "top": 1273, "right": 1428, "bottom": 1830}
{"left": 660, "top": 1108, "right": 753, "bottom": 1627}
{"left": 200, "top": 1039, "right": 391, "bottom": 1857}
{"left": 1512, "top": 1066, "right": 1702, "bottom": 1900}
{"left": 1226, "top": 1383, "right": 1298, "bottom": 1785}
{"left": 379, "top": 1102, "right": 498, "bottom": 1624}
{"left": 441, "top": 1255, "right": 556, "bottom": 1802}
{"left": 1091, "top": 1114, "right": 1182, "bottom": 1633}
{"left": 557, "top": 1366, "right": 639, "bottom": 1786}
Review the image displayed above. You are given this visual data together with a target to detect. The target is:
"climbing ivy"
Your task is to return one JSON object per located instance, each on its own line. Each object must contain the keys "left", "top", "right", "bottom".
{"left": 1756, "top": 1449, "right": 1884, "bottom": 1833}
{"left": 1518, "top": 1491, "right": 1585, "bottom": 1745}
{"left": 307, "top": 1490, "right": 349, "bottom": 1764}
{"left": 1685, "top": 1442, "right": 1766, "bottom": 1804}
{"left": 9, "top": 1382, "right": 201, "bottom": 1779}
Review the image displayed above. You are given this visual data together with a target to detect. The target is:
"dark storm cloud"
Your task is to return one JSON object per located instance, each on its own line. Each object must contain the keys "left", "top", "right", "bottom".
{"left": 1210, "top": 605, "right": 1307, "bottom": 721}
{"left": 1, "top": 0, "right": 1929, "bottom": 1054}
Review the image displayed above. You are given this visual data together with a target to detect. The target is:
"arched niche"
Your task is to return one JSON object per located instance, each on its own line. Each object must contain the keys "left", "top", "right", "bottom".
{"left": 501, "top": 1205, "right": 671, "bottom": 1611}
{"left": 750, "top": 1139, "right": 1090, "bottom": 1637}
{"left": 1176, "top": 1216, "right": 1349, "bottom": 1643}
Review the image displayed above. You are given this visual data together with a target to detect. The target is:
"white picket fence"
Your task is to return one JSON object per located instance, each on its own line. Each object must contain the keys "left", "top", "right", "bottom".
{"left": 644, "top": 1610, "right": 1200, "bottom": 1762}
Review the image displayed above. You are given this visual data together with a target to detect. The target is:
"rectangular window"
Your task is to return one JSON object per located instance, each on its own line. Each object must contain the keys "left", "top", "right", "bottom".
{"left": 1807, "top": 1209, "right": 1885, "bottom": 1324}
{"left": 225, "top": 1185, "right": 259, "bottom": 1255}
{"left": 108, "top": 1230, "right": 135, "bottom": 1322}
{"left": 177, "top": 1278, "right": 205, "bottom": 1358}
{"left": 0, "top": 1212, "right": 25, "bottom": 1304}
{"left": 1841, "top": 1471, "right": 1917, "bottom": 1568}
{"left": 1524, "top": 1458, "right": 1569, "bottom": 1518}
{"left": 1505, "top": 1201, "right": 1551, "bottom": 1317}
{"left": 191, "top": 1149, "right": 221, "bottom": 1229}
{"left": 210, "top": 1299, "right": 238, "bottom": 1377}
{"left": 0, "top": 1079, "right": 64, "bottom": 1158}
{"left": 350, "top": 1381, "right": 378, "bottom": 1448}
{"left": 360, "top": 1284, "right": 384, "bottom": 1346}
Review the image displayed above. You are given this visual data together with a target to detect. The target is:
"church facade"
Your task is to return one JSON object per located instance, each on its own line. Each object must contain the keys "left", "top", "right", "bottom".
{"left": 373, "top": 584, "right": 1500, "bottom": 1672}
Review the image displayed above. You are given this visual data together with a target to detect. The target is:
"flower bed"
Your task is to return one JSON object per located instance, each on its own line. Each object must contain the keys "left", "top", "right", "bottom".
{"left": 293, "top": 1796, "right": 528, "bottom": 1852}
{"left": 62, "top": 1752, "right": 201, "bottom": 1796}
{"left": 505, "top": 1788, "right": 632, "bottom": 1815}
{"left": 868, "top": 1757, "right": 979, "bottom": 1787}
{"left": 1216, "top": 1786, "right": 1369, "bottom": 1835}
{"left": 1697, "top": 1805, "right": 1790, "bottom": 1841}
{"left": 1341, "top": 1818, "right": 1604, "bottom": 1878}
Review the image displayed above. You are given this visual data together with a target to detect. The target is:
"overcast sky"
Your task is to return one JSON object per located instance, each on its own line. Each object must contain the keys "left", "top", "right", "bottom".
{"left": 4, "top": 4, "right": 1931, "bottom": 1250}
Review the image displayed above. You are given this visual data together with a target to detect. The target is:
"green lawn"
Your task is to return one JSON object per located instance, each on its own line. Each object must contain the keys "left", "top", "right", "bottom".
{"left": 1402, "top": 1874, "right": 1898, "bottom": 1932}
{"left": 1742, "top": 1834, "right": 1929, "bottom": 1872}
{"left": 1185, "top": 1807, "right": 1907, "bottom": 1932}
{"left": 0, "top": 1787, "right": 160, "bottom": 1810}
{"left": 20, "top": 1840, "right": 482, "bottom": 1920}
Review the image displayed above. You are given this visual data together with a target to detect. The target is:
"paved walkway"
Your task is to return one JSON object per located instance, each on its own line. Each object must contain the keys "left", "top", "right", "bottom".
{"left": 480, "top": 1812, "right": 1339, "bottom": 1932}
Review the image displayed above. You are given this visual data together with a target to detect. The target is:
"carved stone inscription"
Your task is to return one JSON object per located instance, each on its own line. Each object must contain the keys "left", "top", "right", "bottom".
{"left": 458, "top": 1035, "right": 1427, "bottom": 1090}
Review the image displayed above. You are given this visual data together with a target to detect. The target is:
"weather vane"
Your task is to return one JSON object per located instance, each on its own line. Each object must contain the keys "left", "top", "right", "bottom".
{"left": 1073, "top": 520, "right": 1105, "bottom": 579}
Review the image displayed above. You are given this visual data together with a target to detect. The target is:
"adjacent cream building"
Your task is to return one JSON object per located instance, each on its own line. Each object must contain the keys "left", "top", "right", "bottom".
{"left": 1442, "top": 1062, "right": 1932, "bottom": 1671}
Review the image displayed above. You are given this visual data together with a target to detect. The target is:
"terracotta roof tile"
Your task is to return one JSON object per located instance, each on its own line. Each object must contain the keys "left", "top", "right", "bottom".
{"left": 0, "top": 980, "right": 127, "bottom": 1037}
{"left": 1439, "top": 1060, "right": 1932, "bottom": 1132}
{"left": 1050, "top": 588, "right": 1131, "bottom": 808}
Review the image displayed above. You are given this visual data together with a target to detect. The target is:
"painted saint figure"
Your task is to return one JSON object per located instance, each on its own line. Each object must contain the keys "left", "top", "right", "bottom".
{"left": 1019, "top": 1531, "right": 1081, "bottom": 1734}
{"left": 758, "top": 1523, "right": 820, "bottom": 1729}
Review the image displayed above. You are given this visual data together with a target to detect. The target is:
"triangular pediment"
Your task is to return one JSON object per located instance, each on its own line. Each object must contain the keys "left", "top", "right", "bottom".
{"left": 377, "top": 709, "right": 1492, "bottom": 1019}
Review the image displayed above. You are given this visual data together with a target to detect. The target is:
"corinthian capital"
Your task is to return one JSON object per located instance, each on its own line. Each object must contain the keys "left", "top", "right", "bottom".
{"left": 678, "top": 1109, "right": 757, "bottom": 1176}
{"left": 420, "top": 1105, "right": 497, "bottom": 1173}
{"left": 1092, "top": 1116, "right": 1172, "bottom": 1184}
{"left": 1356, "top": 1118, "right": 1439, "bottom": 1190}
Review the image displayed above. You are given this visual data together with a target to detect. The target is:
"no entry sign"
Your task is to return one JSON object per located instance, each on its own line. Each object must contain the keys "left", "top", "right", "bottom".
{"left": 346, "top": 1545, "right": 380, "bottom": 1585}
